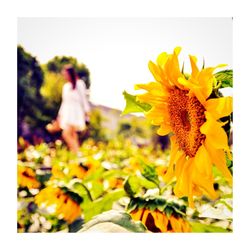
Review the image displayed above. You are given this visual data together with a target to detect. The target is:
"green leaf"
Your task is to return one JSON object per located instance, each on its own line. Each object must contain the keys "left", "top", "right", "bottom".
{"left": 72, "top": 182, "right": 93, "bottom": 202}
{"left": 122, "top": 91, "right": 151, "bottom": 115}
{"left": 124, "top": 175, "right": 158, "bottom": 198}
{"left": 78, "top": 210, "right": 147, "bottom": 232}
{"left": 141, "top": 163, "right": 159, "bottom": 186}
{"left": 190, "top": 222, "right": 230, "bottom": 233}
{"left": 124, "top": 176, "right": 141, "bottom": 197}
{"left": 214, "top": 70, "right": 233, "bottom": 88}
{"left": 82, "top": 189, "right": 126, "bottom": 222}
{"left": 88, "top": 180, "right": 104, "bottom": 200}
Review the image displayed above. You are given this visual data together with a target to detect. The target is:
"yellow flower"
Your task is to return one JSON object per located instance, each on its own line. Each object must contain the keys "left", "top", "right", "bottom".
{"left": 123, "top": 157, "right": 143, "bottom": 174}
{"left": 108, "top": 177, "right": 124, "bottom": 189}
{"left": 50, "top": 164, "right": 66, "bottom": 180}
{"left": 130, "top": 208, "right": 191, "bottom": 232}
{"left": 70, "top": 157, "right": 99, "bottom": 179}
{"left": 18, "top": 166, "right": 40, "bottom": 189}
{"left": 35, "top": 186, "right": 81, "bottom": 223}
{"left": 50, "top": 157, "right": 99, "bottom": 180}
{"left": 135, "top": 47, "right": 232, "bottom": 206}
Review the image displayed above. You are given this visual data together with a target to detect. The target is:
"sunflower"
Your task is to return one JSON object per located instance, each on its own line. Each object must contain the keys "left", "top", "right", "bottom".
{"left": 107, "top": 177, "right": 124, "bottom": 189}
{"left": 50, "top": 164, "right": 66, "bottom": 180}
{"left": 135, "top": 47, "right": 232, "bottom": 206}
{"left": 35, "top": 186, "right": 81, "bottom": 223}
{"left": 123, "top": 157, "right": 143, "bottom": 174}
{"left": 129, "top": 197, "right": 191, "bottom": 232}
{"left": 130, "top": 208, "right": 190, "bottom": 232}
{"left": 18, "top": 165, "right": 40, "bottom": 189}
{"left": 70, "top": 157, "right": 99, "bottom": 179}
{"left": 50, "top": 157, "right": 98, "bottom": 181}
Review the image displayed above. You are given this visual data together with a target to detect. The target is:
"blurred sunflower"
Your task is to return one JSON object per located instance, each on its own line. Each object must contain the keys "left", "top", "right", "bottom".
{"left": 135, "top": 47, "right": 232, "bottom": 206}
{"left": 129, "top": 197, "right": 191, "bottom": 232}
{"left": 70, "top": 157, "right": 99, "bottom": 179}
{"left": 108, "top": 177, "right": 124, "bottom": 189}
{"left": 50, "top": 164, "right": 66, "bottom": 180}
{"left": 35, "top": 186, "right": 82, "bottom": 223}
{"left": 18, "top": 166, "right": 40, "bottom": 189}
{"left": 123, "top": 157, "right": 143, "bottom": 174}
{"left": 50, "top": 157, "right": 99, "bottom": 181}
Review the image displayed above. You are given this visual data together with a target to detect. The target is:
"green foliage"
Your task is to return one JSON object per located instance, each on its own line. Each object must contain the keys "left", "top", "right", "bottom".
{"left": 190, "top": 222, "right": 230, "bottom": 233}
{"left": 81, "top": 189, "right": 126, "bottom": 222}
{"left": 40, "top": 70, "right": 64, "bottom": 106}
{"left": 17, "top": 122, "right": 232, "bottom": 232}
{"left": 127, "top": 196, "right": 187, "bottom": 218}
{"left": 122, "top": 91, "right": 151, "bottom": 115}
{"left": 84, "top": 108, "right": 109, "bottom": 141}
{"left": 141, "top": 163, "right": 160, "bottom": 186}
{"left": 124, "top": 176, "right": 141, "bottom": 197}
{"left": 18, "top": 45, "right": 50, "bottom": 131}
{"left": 124, "top": 175, "right": 158, "bottom": 197}
{"left": 46, "top": 55, "right": 91, "bottom": 88}
{"left": 214, "top": 70, "right": 233, "bottom": 88}
{"left": 18, "top": 46, "right": 92, "bottom": 140}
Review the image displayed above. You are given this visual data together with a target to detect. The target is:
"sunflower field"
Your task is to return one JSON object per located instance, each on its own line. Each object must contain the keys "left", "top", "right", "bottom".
{"left": 17, "top": 47, "right": 233, "bottom": 233}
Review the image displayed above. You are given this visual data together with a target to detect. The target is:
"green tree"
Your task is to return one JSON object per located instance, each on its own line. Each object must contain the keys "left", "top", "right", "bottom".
{"left": 46, "top": 56, "right": 91, "bottom": 88}
{"left": 18, "top": 45, "right": 50, "bottom": 136}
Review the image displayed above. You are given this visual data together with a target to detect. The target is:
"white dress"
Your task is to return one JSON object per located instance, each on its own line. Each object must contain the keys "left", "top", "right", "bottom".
{"left": 58, "top": 79, "right": 90, "bottom": 131}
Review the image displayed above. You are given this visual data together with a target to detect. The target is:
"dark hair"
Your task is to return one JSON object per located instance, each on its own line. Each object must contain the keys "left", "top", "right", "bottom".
{"left": 64, "top": 64, "right": 77, "bottom": 89}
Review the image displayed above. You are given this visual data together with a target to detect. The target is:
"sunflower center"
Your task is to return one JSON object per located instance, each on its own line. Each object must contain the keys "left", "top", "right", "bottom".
{"left": 180, "top": 110, "right": 191, "bottom": 131}
{"left": 168, "top": 88, "right": 206, "bottom": 158}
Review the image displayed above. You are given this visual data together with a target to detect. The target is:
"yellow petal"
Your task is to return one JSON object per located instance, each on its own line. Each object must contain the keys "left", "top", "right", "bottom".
{"left": 151, "top": 210, "right": 167, "bottom": 232}
{"left": 174, "top": 158, "right": 193, "bottom": 199}
{"left": 181, "top": 220, "right": 191, "bottom": 232}
{"left": 201, "top": 112, "right": 231, "bottom": 155}
{"left": 136, "top": 92, "right": 167, "bottom": 106}
{"left": 141, "top": 209, "right": 149, "bottom": 225}
{"left": 164, "top": 136, "right": 178, "bottom": 182}
{"left": 205, "top": 96, "right": 233, "bottom": 120}
{"left": 178, "top": 77, "right": 206, "bottom": 105}
{"left": 135, "top": 82, "right": 168, "bottom": 96}
{"left": 192, "top": 173, "right": 218, "bottom": 200}
{"left": 157, "top": 123, "right": 172, "bottom": 136}
{"left": 156, "top": 52, "right": 168, "bottom": 68}
{"left": 130, "top": 209, "right": 143, "bottom": 221}
{"left": 174, "top": 151, "right": 187, "bottom": 179}
{"left": 174, "top": 46, "right": 182, "bottom": 56}
{"left": 189, "top": 55, "right": 199, "bottom": 78}
{"left": 192, "top": 143, "right": 218, "bottom": 199}
{"left": 194, "top": 144, "right": 213, "bottom": 177}
{"left": 204, "top": 140, "right": 232, "bottom": 185}
{"left": 145, "top": 104, "right": 169, "bottom": 125}
{"left": 169, "top": 216, "right": 182, "bottom": 232}
{"left": 197, "top": 69, "right": 214, "bottom": 100}
{"left": 148, "top": 61, "right": 170, "bottom": 88}
{"left": 165, "top": 52, "right": 182, "bottom": 87}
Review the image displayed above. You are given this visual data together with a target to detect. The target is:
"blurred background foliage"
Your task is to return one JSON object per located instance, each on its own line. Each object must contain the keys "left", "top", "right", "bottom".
{"left": 17, "top": 136, "right": 232, "bottom": 233}
{"left": 18, "top": 46, "right": 91, "bottom": 144}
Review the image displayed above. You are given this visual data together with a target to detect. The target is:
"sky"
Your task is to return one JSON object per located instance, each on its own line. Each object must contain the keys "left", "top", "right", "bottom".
{"left": 17, "top": 17, "right": 232, "bottom": 110}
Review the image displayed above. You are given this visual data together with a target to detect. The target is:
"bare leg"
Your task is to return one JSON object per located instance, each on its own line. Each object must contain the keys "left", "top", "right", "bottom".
{"left": 62, "top": 126, "right": 79, "bottom": 153}
{"left": 72, "top": 129, "right": 80, "bottom": 152}
{"left": 62, "top": 127, "right": 74, "bottom": 152}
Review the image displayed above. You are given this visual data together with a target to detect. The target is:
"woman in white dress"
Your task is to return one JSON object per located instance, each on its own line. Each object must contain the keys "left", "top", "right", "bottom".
{"left": 57, "top": 64, "right": 90, "bottom": 153}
